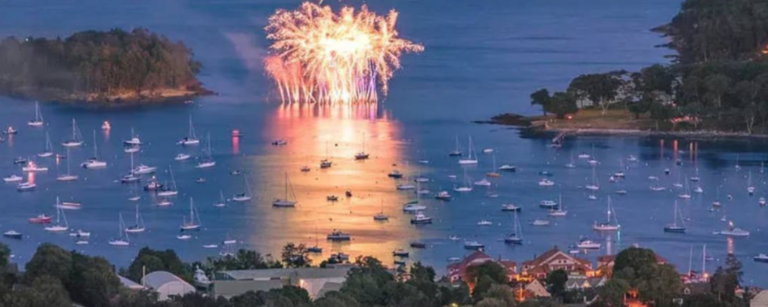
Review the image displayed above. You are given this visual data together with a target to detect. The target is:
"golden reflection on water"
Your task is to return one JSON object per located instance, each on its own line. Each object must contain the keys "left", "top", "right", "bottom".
{"left": 246, "top": 103, "right": 419, "bottom": 264}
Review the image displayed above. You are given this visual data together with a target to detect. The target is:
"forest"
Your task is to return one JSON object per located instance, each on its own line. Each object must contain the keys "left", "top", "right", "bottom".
{"left": 0, "top": 28, "right": 204, "bottom": 104}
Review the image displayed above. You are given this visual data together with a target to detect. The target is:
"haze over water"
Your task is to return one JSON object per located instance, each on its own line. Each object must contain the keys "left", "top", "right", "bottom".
{"left": 5, "top": 0, "right": 767, "bottom": 285}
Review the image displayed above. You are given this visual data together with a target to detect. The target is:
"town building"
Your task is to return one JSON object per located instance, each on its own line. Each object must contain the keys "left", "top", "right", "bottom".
{"left": 142, "top": 271, "right": 195, "bottom": 301}
{"left": 446, "top": 250, "right": 517, "bottom": 283}
{"left": 211, "top": 267, "right": 350, "bottom": 299}
{"left": 520, "top": 247, "right": 592, "bottom": 280}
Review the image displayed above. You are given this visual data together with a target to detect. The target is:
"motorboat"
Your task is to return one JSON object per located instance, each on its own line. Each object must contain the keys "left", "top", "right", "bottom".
{"left": 2, "top": 126, "right": 18, "bottom": 135}
{"left": 498, "top": 165, "right": 516, "bottom": 172}
{"left": 300, "top": 166, "right": 310, "bottom": 172}
{"left": 435, "top": 191, "right": 452, "bottom": 201}
{"left": 463, "top": 241, "right": 484, "bottom": 250}
{"left": 761, "top": 197, "right": 767, "bottom": 207}
{"left": 410, "top": 212, "right": 433, "bottom": 225}
{"left": 393, "top": 249, "right": 410, "bottom": 257}
{"left": 124, "top": 146, "right": 140, "bottom": 153}
{"left": 69, "top": 230, "right": 91, "bottom": 238}
{"left": 477, "top": 219, "right": 493, "bottom": 226}
{"left": 501, "top": 204, "right": 521, "bottom": 212}
{"left": 373, "top": 212, "right": 389, "bottom": 221}
{"left": 397, "top": 183, "right": 416, "bottom": 191}
{"left": 538, "top": 178, "right": 555, "bottom": 187}
{"left": 532, "top": 219, "right": 550, "bottom": 226}
{"left": 157, "top": 200, "right": 173, "bottom": 207}
{"left": 144, "top": 178, "right": 163, "bottom": 191}
{"left": 3, "top": 230, "right": 21, "bottom": 239}
{"left": 3, "top": 175, "right": 23, "bottom": 183}
{"left": 473, "top": 178, "right": 491, "bottom": 186}
{"left": 576, "top": 238, "right": 601, "bottom": 249}
{"left": 175, "top": 153, "right": 191, "bottom": 161}
{"left": 231, "top": 129, "right": 243, "bottom": 138}
{"left": 715, "top": 221, "right": 750, "bottom": 237}
{"left": 22, "top": 162, "right": 48, "bottom": 172}
{"left": 121, "top": 174, "right": 140, "bottom": 183}
{"left": 403, "top": 201, "right": 427, "bottom": 213}
{"left": 133, "top": 164, "right": 157, "bottom": 175}
{"left": 320, "top": 159, "right": 332, "bottom": 169}
{"left": 13, "top": 157, "right": 28, "bottom": 165}
{"left": 271, "top": 139, "right": 288, "bottom": 146}
{"left": 81, "top": 158, "right": 107, "bottom": 169}
{"left": 56, "top": 202, "right": 82, "bottom": 210}
{"left": 754, "top": 254, "right": 768, "bottom": 263}
{"left": 101, "top": 121, "right": 111, "bottom": 130}
{"left": 28, "top": 214, "right": 52, "bottom": 224}
{"left": 123, "top": 129, "right": 142, "bottom": 146}
{"left": 388, "top": 170, "right": 403, "bottom": 178}
{"left": 17, "top": 182, "right": 36, "bottom": 191}
{"left": 539, "top": 200, "right": 557, "bottom": 209}
{"left": 326, "top": 230, "right": 351, "bottom": 241}
{"left": 326, "top": 195, "right": 339, "bottom": 202}
{"left": 410, "top": 242, "right": 427, "bottom": 249}
{"left": 177, "top": 234, "right": 192, "bottom": 240}
{"left": 578, "top": 153, "right": 590, "bottom": 159}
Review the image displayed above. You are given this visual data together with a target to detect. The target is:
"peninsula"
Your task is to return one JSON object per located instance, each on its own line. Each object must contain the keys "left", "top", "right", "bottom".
{"left": 0, "top": 28, "right": 209, "bottom": 105}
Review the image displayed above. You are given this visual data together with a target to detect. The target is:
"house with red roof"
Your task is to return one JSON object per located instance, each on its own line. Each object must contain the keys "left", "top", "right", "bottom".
{"left": 520, "top": 247, "right": 592, "bottom": 280}
{"left": 447, "top": 251, "right": 517, "bottom": 283}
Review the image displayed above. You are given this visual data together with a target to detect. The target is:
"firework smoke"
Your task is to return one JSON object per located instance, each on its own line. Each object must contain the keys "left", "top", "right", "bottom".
{"left": 265, "top": 2, "right": 424, "bottom": 104}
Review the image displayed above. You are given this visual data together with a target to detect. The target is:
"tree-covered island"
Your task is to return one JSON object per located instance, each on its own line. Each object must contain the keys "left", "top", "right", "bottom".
{"left": 490, "top": 0, "right": 768, "bottom": 137}
{"left": 0, "top": 28, "right": 209, "bottom": 105}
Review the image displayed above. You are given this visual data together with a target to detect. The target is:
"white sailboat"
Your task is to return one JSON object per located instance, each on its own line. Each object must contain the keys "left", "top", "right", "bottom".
{"left": 232, "top": 176, "right": 253, "bottom": 202}
{"left": 180, "top": 198, "right": 202, "bottom": 231}
{"left": 453, "top": 168, "right": 473, "bottom": 192}
{"left": 81, "top": 131, "right": 107, "bottom": 169}
{"left": 108, "top": 213, "right": 130, "bottom": 246}
{"left": 62, "top": 118, "right": 84, "bottom": 147}
{"left": 458, "top": 136, "right": 478, "bottom": 165}
{"left": 548, "top": 194, "right": 568, "bottom": 217}
{"left": 125, "top": 204, "right": 146, "bottom": 233}
{"left": 664, "top": 201, "right": 686, "bottom": 233}
{"left": 272, "top": 173, "right": 297, "bottom": 207}
{"left": 45, "top": 198, "right": 69, "bottom": 232}
{"left": 504, "top": 211, "right": 523, "bottom": 245}
{"left": 37, "top": 131, "right": 54, "bottom": 158}
{"left": 28, "top": 102, "right": 44, "bottom": 127}
{"left": 56, "top": 147, "right": 79, "bottom": 182}
{"left": 195, "top": 133, "right": 216, "bottom": 168}
{"left": 448, "top": 135, "right": 462, "bottom": 157}
{"left": 586, "top": 166, "right": 599, "bottom": 191}
{"left": 354, "top": 133, "right": 369, "bottom": 160}
{"left": 121, "top": 151, "right": 141, "bottom": 183}
{"left": 748, "top": 171, "right": 756, "bottom": 195}
{"left": 157, "top": 166, "right": 179, "bottom": 197}
{"left": 213, "top": 190, "right": 226, "bottom": 207}
{"left": 178, "top": 115, "right": 200, "bottom": 145}
{"left": 593, "top": 196, "right": 620, "bottom": 231}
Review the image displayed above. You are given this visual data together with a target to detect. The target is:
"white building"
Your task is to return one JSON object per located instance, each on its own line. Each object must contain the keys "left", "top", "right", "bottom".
{"left": 142, "top": 271, "right": 195, "bottom": 301}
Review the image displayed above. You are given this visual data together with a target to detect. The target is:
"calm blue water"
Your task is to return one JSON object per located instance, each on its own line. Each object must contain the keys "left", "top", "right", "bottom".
{"left": 5, "top": 0, "right": 766, "bottom": 286}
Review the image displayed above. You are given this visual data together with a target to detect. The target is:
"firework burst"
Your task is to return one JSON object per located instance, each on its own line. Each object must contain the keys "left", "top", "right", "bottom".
{"left": 265, "top": 2, "right": 424, "bottom": 104}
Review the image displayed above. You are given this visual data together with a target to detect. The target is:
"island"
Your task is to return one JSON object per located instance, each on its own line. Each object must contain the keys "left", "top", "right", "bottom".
{"left": 488, "top": 0, "right": 768, "bottom": 138}
{"left": 0, "top": 28, "right": 209, "bottom": 105}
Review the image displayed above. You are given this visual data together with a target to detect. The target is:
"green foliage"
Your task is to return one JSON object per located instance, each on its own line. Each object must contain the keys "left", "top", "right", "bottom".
{"left": 546, "top": 269, "right": 568, "bottom": 297}
{"left": 682, "top": 293, "right": 721, "bottom": 307}
{"left": 437, "top": 282, "right": 472, "bottom": 306}
{"left": 202, "top": 249, "right": 283, "bottom": 274}
{"left": 547, "top": 92, "right": 578, "bottom": 119}
{"left": 596, "top": 278, "right": 629, "bottom": 307}
{"left": 68, "top": 252, "right": 121, "bottom": 307}
{"left": 568, "top": 72, "right": 625, "bottom": 115}
{"left": 281, "top": 243, "right": 312, "bottom": 268}
{"left": 611, "top": 248, "right": 682, "bottom": 307}
{"left": 637, "top": 264, "right": 683, "bottom": 307}
{"left": 6, "top": 275, "right": 72, "bottom": 307}
{"left": 0, "top": 28, "right": 202, "bottom": 101}
{"left": 475, "top": 297, "right": 508, "bottom": 307}
{"left": 0, "top": 242, "right": 8, "bottom": 270}
{"left": 483, "top": 284, "right": 516, "bottom": 306}
{"left": 313, "top": 291, "right": 361, "bottom": 307}
{"left": 128, "top": 247, "right": 192, "bottom": 284}
{"left": 23, "top": 243, "right": 72, "bottom": 284}
{"left": 110, "top": 290, "right": 161, "bottom": 307}
{"left": 531, "top": 88, "right": 551, "bottom": 116}
{"left": 466, "top": 262, "right": 508, "bottom": 285}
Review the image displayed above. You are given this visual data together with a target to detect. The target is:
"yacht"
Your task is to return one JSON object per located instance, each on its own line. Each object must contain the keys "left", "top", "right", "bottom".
{"left": 101, "top": 121, "right": 111, "bottom": 130}
{"left": 448, "top": 136, "right": 462, "bottom": 157}
{"left": 2, "top": 126, "right": 17, "bottom": 135}
{"left": 133, "top": 164, "right": 157, "bottom": 175}
{"left": 195, "top": 133, "right": 216, "bottom": 168}
{"left": 300, "top": 165, "right": 310, "bottom": 172}
{"left": 458, "top": 136, "right": 479, "bottom": 165}
{"left": 177, "top": 234, "right": 192, "bottom": 240}
{"left": 178, "top": 115, "right": 201, "bottom": 145}
{"left": 463, "top": 241, "right": 484, "bottom": 250}
{"left": 539, "top": 200, "right": 557, "bottom": 209}
{"left": 123, "top": 128, "right": 142, "bottom": 146}
{"left": 532, "top": 219, "right": 550, "bottom": 226}
{"left": 402, "top": 201, "right": 426, "bottom": 213}
{"left": 28, "top": 102, "right": 44, "bottom": 127}
{"left": 13, "top": 157, "right": 28, "bottom": 165}
{"left": 538, "top": 178, "right": 555, "bottom": 187}
{"left": 576, "top": 238, "right": 601, "bottom": 249}
{"left": 124, "top": 146, "right": 140, "bottom": 153}
{"left": 473, "top": 178, "right": 491, "bottom": 186}
{"left": 435, "top": 191, "right": 452, "bottom": 201}
{"left": 664, "top": 201, "right": 687, "bottom": 234}
{"left": 22, "top": 161, "right": 48, "bottom": 172}
{"left": 28, "top": 214, "right": 52, "bottom": 224}
{"left": 175, "top": 153, "right": 191, "bottom": 161}
{"left": 81, "top": 131, "right": 107, "bottom": 169}
{"left": 504, "top": 212, "right": 523, "bottom": 245}
{"left": 410, "top": 212, "right": 433, "bottom": 224}
{"left": 45, "top": 200, "right": 69, "bottom": 232}
{"left": 486, "top": 154, "right": 501, "bottom": 177}
{"left": 56, "top": 201, "right": 82, "bottom": 210}
{"left": 179, "top": 199, "right": 202, "bottom": 231}
{"left": 272, "top": 173, "right": 298, "bottom": 208}
{"left": 38, "top": 132, "right": 54, "bottom": 157}
{"left": 108, "top": 213, "right": 131, "bottom": 247}
{"left": 69, "top": 230, "right": 91, "bottom": 238}
{"left": 715, "top": 221, "right": 750, "bottom": 237}
{"left": 501, "top": 204, "right": 521, "bottom": 212}
{"left": 754, "top": 254, "right": 768, "bottom": 263}
{"left": 477, "top": 219, "right": 493, "bottom": 226}
{"left": 388, "top": 170, "right": 403, "bottom": 178}
{"left": 16, "top": 182, "right": 36, "bottom": 191}
{"left": 326, "top": 230, "right": 351, "bottom": 241}
{"left": 3, "top": 230, "right": 22, "bottom": 239}
{"left": 498, "top": 164, "right": 516, "bottom": 172}
{"left": 62, "top": 119, "right": 84, "bottom": 147}
{"left": 3, "top": 175, "right": 22, "bottom": 183}
{"left": 592, "top": 197, "right": 620, "bottom": 231}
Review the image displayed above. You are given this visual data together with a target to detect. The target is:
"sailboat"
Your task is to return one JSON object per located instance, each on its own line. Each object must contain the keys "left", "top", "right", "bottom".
{"left": 593, "top": 196, "right": 620, "bottom": 231}
{"left": 586, "top": 166, "right": 599, "bottom": 191}
{"left": 486, "top": 154, "right": 501, "bottom": 177}
{"left": 272, "top": 173, "right": 297, "bottom": 207}
{"left": 81, "top": 131, "right": 107, "bottom": 169}
{"left": 125, "top": 204, "right": 146, "bottom": 233}
{"left": 320, "top": 142, "right": 333, "bottom": 168}
{"left": 28, "top": 102, "right": 44, "bottom": 127}
{"left": 548, "top": 194, "right": 568, "bottom": 217}
{"left": 354, "top": 133, "right": 369, "bottom": 160}
{"left": 157, "top": 166, "right": 179, "bottom": 197}
{"left": 128, "top": 181, "right": 141, "bottom": 201}
{"left": 504, "top": 211, "right": 523, "bottom": 245}
{"left": 449, "top": 136, "right": 462, "bottom": 157}
{"left": 109, "top": 213, "right": 130, "bottom": 246}
{"left": 748, "top": 171, "right": 756, "bottom": 195}
{"left": 56, "top": 147, "right": 79, "bottom": 182}
{"left": 458, "top": 136, "right": 478, "bottom": 165}
{"left": 37, "top": 131, "right": 54, "bottom": 158}
{"left": 232, "top": 176, "right": 252, "bottom": 202}
{"left": 565, "top": 153, "right": 576, "bottom": 168}
{"left": 374, "top": 199, "right": 389, "bottom": 221}
{"left": 213, "top": 190, "right": 226, "bottom": 207}
{"left": 453, "top": 168, "right": 473, "bottom": 192}
{"left": 678, "top": 180, "right": 692, "bottom": 199}
{"left": 44, "top": 198, "right": 69, "bottom": 232}
{"left": 121, "top": 151, "right": 141, "bottom": 183}
{"left": 664, "top": 201, "right": 687, "bottom": 233}
{"left": 62, "top": 118, "right": 84, "bottom": 147}
{"left": 180, "top": 198, "right": 202, "bottom": 231}
{"left": 195, "top": 133, "right": 216, "bottom": 168}
{"left": 308, "top": 227, "right": 323, "bottom": 253}
{"left": 178, "top": 115, "right": 200, "bottom": 145}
